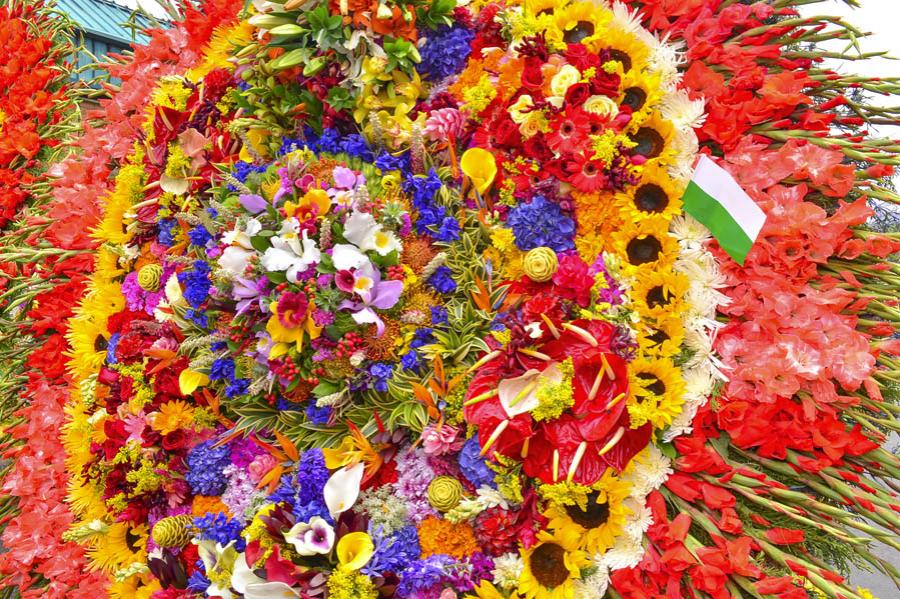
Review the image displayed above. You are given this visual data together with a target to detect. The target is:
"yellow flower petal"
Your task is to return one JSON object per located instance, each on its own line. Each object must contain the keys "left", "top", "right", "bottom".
{"left": 178, "top": 369, "right": 209, "bottom": 396}
{"left": 336, "top": 532, "right": 374, "bottom": 571}
{"left": 460, "top": 148, "right": 497, "bottom": 196}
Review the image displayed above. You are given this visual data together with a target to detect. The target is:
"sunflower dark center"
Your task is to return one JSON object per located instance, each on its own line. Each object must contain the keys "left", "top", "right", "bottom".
{"left": 564, "top": 21, "right": 595, "bottom": 44}
{"left": 565, "top": 492, "right": 611, "bottom": 529}
{"left": 125, "top": 529, "right": 142, "bottom": 553}
{"left": 530, "top": 542, "right": 570, "bottom": 588}
{"left": 608, "top": 49, "right": 633, "bottom": 72}
{"left": 647, "top": 329, "right": 670, "bottom": 346}
{"left": 637, "top": 372, "right": 666, "bottom": 396}
{"left": 95, "top": 335, "right": 109, "bottom": 352}
{"left": 630, "top": 127, "right": 665, "bottom": 159}
{"left": 635, "top": 183, "right": 669, "bottom": 213}
{"left": 626, "top": 235, "right": 662, "bottom": 265}
{"left": 646, "top": 285, "right": 669, "bottom": 308}
{"left": 621, "top": 87, "right": 647, "bottom": 111}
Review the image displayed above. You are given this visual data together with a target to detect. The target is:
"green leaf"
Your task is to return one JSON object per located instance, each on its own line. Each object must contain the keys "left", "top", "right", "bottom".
{"left": 250, "top": 235, "right": 271, "bottom": 253}
{"left": 313, "top": 380, "right": 340, "bottom": 397}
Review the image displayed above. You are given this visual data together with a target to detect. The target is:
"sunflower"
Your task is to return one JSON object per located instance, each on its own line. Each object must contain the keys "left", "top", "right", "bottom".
{"left": 86, "top": 522, "right": 148, "bottom": 573}
{"left": 518, "top": 527, "right": 589, "bottom": 599}
{"left": 545, "top": 2, "right": 612, "bottom": 51}
{"left": 109, "top": 576, "right": 161, "bottom": 599}
{"left": 93, "top": 160, "right": 145, "bottom": 246}
{"left": 588, "top": 22, "right": 651, "bottom": 74}
{"left": 627, "top": 112, "right": 676, "bottom": 166}
{"left": 610, "top": 217, "right": 677, "bottom": 273}
{"left": 630, "top": 267, "right": 689, "bottom": 320}
{"left": 544, "top": 471, "right": 632, "bottom": 554}
{"left": 617, "top": 69, "right": 663, "bottom": 129}
{"left": 616, "top": 162, "right": 684, "bottom": 222}
{"left": 635, "top": 315, "right": 685, "bottom": 358}
{"left": 627, "top": 356, "right": 686, "bottom": 429}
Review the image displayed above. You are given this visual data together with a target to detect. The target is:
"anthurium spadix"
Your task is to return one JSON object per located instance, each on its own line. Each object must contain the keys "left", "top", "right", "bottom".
{"left": 324, "top": 461, "right": 365, "bottom": 517}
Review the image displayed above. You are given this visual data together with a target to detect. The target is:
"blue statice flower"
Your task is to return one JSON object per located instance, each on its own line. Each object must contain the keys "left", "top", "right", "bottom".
{"left": 405, "top": 168, "right": 442, "bottom": 207}
{"left": 314, "top": 128, "right": 342, "bottom": 154}
{"left": 157, "top": 218, "right": 177, "bottom": 246}
{"left": 396, "top": 554, "right": 457, "bottom": 597}
{"left": 184, "top": 308, "right": 209, "bottom": 329}
{"left": 230, "top": 160, "right": 268, "bottom": 189}
{"left": 225, "top": 378, "right": 250, "bottom": 398}
{"left": 431, "top": 307, "right": 448, "bottom": 326}
{"left": 188, "top": 225, "right": 213, "bottom": 248}
{"left": 178, "top": 261, "right": 211, "bottom": 308}
{"left": 106, "top": 332, "right": 120, "bottom": 365}
{"left": 506, "top": 195, "right": 575, "bottom": 252}
{"left": 268, "top": 473, "right": 297, "bottom": 507}
{"left": 435, "top": 215, "right": 460, "bottom": 241}
{"left": 364, "top": 525, "right": 421, "bottom": 576}
{"left": 428, "top": 266, "right": 457, "bottom": 294}
{"left": 210, "top": 340, "right": 227, "bottom": 352}
{"left": 339, "top": 133, "right": 374, "bottom": 161}
{"left": 410, "top": 327, "right": 435, "bottom": 350}
{"left": 305, "top": 401, "right": 332, "bottom": 424}
{"left": 206, "top": 207, "right": 219, "bottom": 219}
{"left": 376, "top": 151, "right": 409, "bottom": 173}
{"left": 209, "top": 357, "right": 235, "bottom": 382}
{"left": 292, "top": 448, "right": 331, "bottom": 523}
{"left": 192, "top": 513, "right": 246, "bottom": 551}
{"left": 418, "top": 25, "right": 475, "bottom": 80}
{"left": 401, "top": 350, "right": 421, "bottom": 372}
{"left": 368, "top": 362, "right": 394, "bottom": 392}
{"left": 186, "top": 571, "right": 211, "bottom": 593}
{"left": 185, "top": 440, "right": 231, "bottom": 495}
{"left": 459, "top": 434, "right": 496, "bottom": 489}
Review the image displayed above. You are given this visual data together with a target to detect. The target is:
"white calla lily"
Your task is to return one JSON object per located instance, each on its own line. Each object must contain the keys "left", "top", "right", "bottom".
{"left": 324, "top": 462, "right": 365, "bottom": 517}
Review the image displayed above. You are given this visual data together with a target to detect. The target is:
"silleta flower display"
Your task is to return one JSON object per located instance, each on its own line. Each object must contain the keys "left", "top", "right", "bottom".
{"left": 0, "top": 0, "right": 899, "bottom": 598}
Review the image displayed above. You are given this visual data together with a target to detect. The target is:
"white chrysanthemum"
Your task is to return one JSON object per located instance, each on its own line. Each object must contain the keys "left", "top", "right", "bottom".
{"left": 606, "top": 0, "right": 645, "bottom": 35}
{"left": 492, "top": 553, "right": 524, "bottom": 590}
{"left": 663, "top": 398, "right": 703, "bottom": 441}
{"left": 623, "top": 497, "right": 655, "bottom": 538}
{"left": 669, "top": 128, "right": 701, "bottom": 182}
{"left": 670, "top": 214, "right": 713, "bottom": 247}
{"left": 682, "top": 365, "right": 719, "bottom": 399}
{"left": 647, "top": 34, "right": 685, "bottom": 89}
{"left": 602, "top": 532, "right": 645, "bottom": 571}
{"left": 626, "top": 445, "right": 673, "bottom": 496}
{"left": 661, "top": 90, "right": 707, "bottom": 129}
{"left": 574, "top": 560, "right": 610, "bottom": 598}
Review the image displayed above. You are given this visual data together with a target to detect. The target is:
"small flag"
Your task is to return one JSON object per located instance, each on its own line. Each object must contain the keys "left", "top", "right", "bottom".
{"left": 682, "top": 155, "right": 767, "bottom": 266}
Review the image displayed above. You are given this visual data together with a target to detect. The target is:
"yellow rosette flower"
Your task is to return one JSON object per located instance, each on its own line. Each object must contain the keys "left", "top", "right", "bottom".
{"left": 523, "top": 247, "right": 559, "bottom": 282}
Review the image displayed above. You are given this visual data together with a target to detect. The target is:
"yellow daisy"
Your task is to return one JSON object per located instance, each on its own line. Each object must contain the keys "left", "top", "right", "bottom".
{"left": 150, "top": 400, "right": 195, "bottom": 435}
{"left": 518, "top": 527, "right": 589, "bottom": 599}
{"left": 544, "top": 470, "right": 632, "bottom": 554}
{"left": 627, "top": 357, "right": 686, "bottom": 429}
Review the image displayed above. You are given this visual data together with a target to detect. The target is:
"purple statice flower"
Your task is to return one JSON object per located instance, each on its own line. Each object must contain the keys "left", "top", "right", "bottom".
{"left": 185, "top": 440, "right": 230, "bottom": 495}
{"left": 507, "top": 195, "right": 575, "bottom": 252}
{"left": 400, "top": 213, "right": 412, "bottom": 237}
{"left": 363, "top": 525, "right": 421, "bottom": 577}
{"left": 396, "top": 554, "right": 456, "bottom": 597}
{"left": 458, "top": 434, "right": 496, "bottom": 489}
{"left": 222, "top": 464, "right": 258, "bottom": 519}
{"left": 273, "top": 166, "right": 295, "bottom": 203}
{"left": 451, "top": 552, "right": 494, "bottom": 592}
{"left": 395, "top": 449, "right": 438, "bottom": 523}
{"left": 121, "top": 264, "right": 175, "bottom": 315}
{"left": 229, "top": 437, "right": 263, "bottom": 469}
{"left": 590, "top": 254, "right": 625, "bottom": 305}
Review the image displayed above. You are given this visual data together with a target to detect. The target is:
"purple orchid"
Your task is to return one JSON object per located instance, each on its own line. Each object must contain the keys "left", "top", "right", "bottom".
{"left": 338, "top": 262, "right": 403, "bottom": 337}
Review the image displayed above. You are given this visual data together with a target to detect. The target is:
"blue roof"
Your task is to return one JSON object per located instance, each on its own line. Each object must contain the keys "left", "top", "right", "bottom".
{"left": 56, "top": 0, "right": 154, "bottom": 45}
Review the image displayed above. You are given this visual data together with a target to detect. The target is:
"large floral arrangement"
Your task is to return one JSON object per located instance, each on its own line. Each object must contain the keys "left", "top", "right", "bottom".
{"left": 1, "top": 0, "right": 898, "bottom": 598}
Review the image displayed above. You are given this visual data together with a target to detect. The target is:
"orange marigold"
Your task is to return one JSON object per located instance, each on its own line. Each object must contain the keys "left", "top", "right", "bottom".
{"left": 417, "top": 516, "right": 479, "bottom": 559}
{"left": 192, "top": 495, "right": 230, "bottom": 517}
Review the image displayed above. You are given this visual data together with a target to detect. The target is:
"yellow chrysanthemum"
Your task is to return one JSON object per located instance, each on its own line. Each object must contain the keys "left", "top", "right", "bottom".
{"left": 544, "top": 470, "right": 632, "bottom": 554}
{"left": 616, "top": 162, "right": 684, "bottom": 222}
{"left": 627, "top": 356, "right": 686, "bottom": 429}
{"left": 518, "top": 526, "right": 589, "bottom": 599}
{"left": 630, "top": 267, "right": 689, "bottom": 320}
{"left": 187, "top": 21, "right": 253, "bottom": 81}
